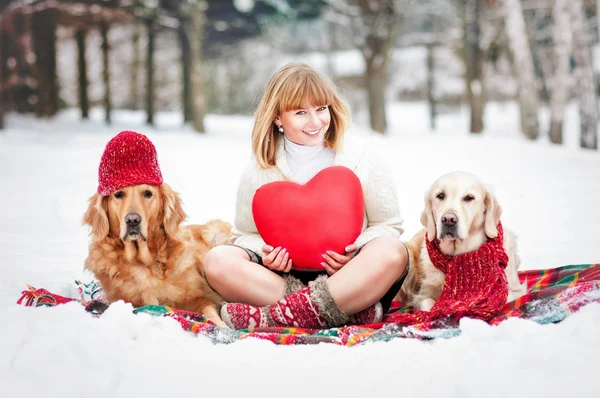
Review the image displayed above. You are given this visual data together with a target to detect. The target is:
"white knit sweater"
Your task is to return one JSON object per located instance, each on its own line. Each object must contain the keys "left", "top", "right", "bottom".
{"left": 232, "top": 133, "right": 405, "bottom": 254}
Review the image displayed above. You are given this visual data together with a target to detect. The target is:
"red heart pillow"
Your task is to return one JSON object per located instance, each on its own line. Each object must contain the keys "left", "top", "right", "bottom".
{"left": 252, "top": 166, "right": 364, "bottom": 271}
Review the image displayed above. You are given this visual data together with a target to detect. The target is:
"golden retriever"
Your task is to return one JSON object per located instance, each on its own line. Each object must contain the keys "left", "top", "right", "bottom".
{"left": 398, "top": 171, "right": 527, "bottom": 310}
{"left": 83, "top": 183, "right": 232, "bottom": 326}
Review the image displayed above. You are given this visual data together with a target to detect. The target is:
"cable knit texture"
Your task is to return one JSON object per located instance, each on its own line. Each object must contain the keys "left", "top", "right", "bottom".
{"left": 232, "top": 134, "right": 404, "bottom": 254}
{"left": 97, "top": 130, "right": 163, "bottom": 196}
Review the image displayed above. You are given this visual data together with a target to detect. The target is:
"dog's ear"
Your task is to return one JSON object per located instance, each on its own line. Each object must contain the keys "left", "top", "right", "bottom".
{"left": 83, "top": 193, "right": 109, "bottom": 240}
{"left": 160, "top": 183, "right": 187, "bottom": 237}
{"left": 484, "top": 188, "right": 502, "bottom": 238}
{"left": 420, "top": 189, "right": 437, "bottom": 241}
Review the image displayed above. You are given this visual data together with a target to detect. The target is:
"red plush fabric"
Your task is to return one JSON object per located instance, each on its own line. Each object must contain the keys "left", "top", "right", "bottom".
{"left": 252, "top": 166, "right": 364, "bottom": 271}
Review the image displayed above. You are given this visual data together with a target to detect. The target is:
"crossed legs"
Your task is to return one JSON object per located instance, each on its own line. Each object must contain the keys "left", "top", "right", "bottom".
{"left": 204, "top": 236, "right": 408, "bottom": 316}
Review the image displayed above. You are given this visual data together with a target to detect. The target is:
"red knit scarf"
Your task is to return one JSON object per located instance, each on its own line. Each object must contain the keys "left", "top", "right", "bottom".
{"left": 392, "top": 222, "right": 509, "bottom": 325}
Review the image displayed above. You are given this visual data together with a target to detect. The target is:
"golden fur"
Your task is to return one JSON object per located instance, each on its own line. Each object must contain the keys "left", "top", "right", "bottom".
{"left": 398, "top": 171, "right": 527, "bottom": 310}
{"left": 83, "top": 183, "right": 232, "bottom": 326}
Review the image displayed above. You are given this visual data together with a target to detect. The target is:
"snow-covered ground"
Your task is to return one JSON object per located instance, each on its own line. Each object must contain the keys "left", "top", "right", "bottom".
{"left": 0, "top": 102, "right": 599, "bottom": 398}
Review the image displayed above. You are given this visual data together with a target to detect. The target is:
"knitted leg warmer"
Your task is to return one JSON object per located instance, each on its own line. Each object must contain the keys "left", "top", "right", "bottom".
{"left": 282, "top": 274, "right": 305, "bottom": 296}
{"left": 219, "top": 274, "right": 305, "bottom": 329}
{"left": 221, "top": 275, "right": 349, "bottom": 330}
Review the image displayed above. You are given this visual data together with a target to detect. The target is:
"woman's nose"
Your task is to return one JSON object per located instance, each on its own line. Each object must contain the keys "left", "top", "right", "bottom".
{"left": 307, "top": 111, "right": 322, "bottom": 127}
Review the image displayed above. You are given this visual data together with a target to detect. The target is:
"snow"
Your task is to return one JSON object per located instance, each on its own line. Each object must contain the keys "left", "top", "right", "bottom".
{"left": 0, "top": 101, "right": 599, "bottom": 398}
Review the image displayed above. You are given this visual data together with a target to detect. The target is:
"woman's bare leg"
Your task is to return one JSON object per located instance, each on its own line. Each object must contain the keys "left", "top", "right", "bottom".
{"left": 203, "top": 245, "right": 285, "bottom": 306}
{"left": 207, "top": 237, "right": 407, "bottom": 315}
{"left": 327, "top": 236, "right": 407, "bottom": 315}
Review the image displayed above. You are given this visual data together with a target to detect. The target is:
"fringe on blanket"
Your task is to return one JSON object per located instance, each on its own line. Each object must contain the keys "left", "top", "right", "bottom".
{"left": 16, "top": 264, "right": 600, "bottom": 346}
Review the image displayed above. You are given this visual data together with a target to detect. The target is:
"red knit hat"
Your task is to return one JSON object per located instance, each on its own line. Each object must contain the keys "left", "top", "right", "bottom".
{"left": 97, "top": 130, "right": 164, "bottom": 196}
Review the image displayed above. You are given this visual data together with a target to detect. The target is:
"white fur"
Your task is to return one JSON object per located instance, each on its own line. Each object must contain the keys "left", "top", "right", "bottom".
{"left": 410, "top": 171, "right": 527, "bottom": 310}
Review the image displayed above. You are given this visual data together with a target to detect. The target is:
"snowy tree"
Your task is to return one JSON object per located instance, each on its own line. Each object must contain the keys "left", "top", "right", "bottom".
{"left": 569, "top": 0, "right": 597, "bottom": 150}
{"left": 183, "top": 0, "right": 207, "bottom": 133}
{"left": 0, "top": 20, "right": 4, "bottom": 130}
{"left": 75, "top": 29, "right": 89, "bottom": 120}
{"left": 101, "top": 22, "right": 112, "bottom": 124}
{"left": 128, "top": 0, "right": 143, "bottom": 111}
{"left": 31, "top": 7, "right": 60, "bottom": 118}
{"left": 176, "top": 0, "right": 326, "bottom": 131}
{"left": 327, "top": 0, "right": 400, "bottom": 134}
{"left": 549, "top": 0, "right": 571, "bottom": 145}
{"left": 503, "top": 0, "right": 539, "bottom": 140}
{"left": 463, "top": 0, "right": 484, "bottom": 134}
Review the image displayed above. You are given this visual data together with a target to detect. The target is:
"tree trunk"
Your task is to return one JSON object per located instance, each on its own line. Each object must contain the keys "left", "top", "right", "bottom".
{"left": 100, "top": 22, "right": 112, "bottom": 124}
{"left": 76, "top": 29, "right": 89, "bottom": 120}
{"left": 146, "top": 16, "right": 155, "bottom": 126}
{"left": 187, "top": 5, "right": 207, "bottom": 133}
{"left": 549, "top": 0, "right": 571, "bottom": 145}
{"left": 464, "top": 0, "right": 484, "bottom": 133}
{"left": 31, "top": 9, "right": 59, "bottom": 117}
{"left": 426, "top": 43, "right": 436, "bottom": 131}
{"left": 570, "top": 0, "right": 598, "bottom": 150}
{"left": 365, "top": 59, "right": 388, "bottom": 133}
{"left": 597, "top": 0, "right": 600, "bottom": 43}
{"left": 533, "top": 45, "right": 552, "bottom": 104}
{"left": 5, "top": 14, "right": 35, "bottom": 114}
{"left": 326, "top": 17, "right": 337, "bottom": 82}
{"left": 130, "top": 22, "right": 140, "bottom": 110}
{"left": 178, "top": 19, "right": 192, "bottom": 123}
{"left": 525, "top": 10, "right": 551, "bottom": 104}
{"left": 357, "top": 0, "right": 396, "bottom": 134}
{"left": 503, "top": 0, "right": 539, "bottom": 140}
{"left": 0, "top": 21, "right": 4, "bottom": 130}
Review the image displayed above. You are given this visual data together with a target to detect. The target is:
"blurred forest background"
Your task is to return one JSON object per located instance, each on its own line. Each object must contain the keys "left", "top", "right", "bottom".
{"left": 0, "top": 0, "right": 598, "bottom": 150}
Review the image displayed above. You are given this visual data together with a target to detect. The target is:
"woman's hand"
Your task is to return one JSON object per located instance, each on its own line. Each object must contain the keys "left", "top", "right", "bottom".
{"left": 262, "top": 245, "right": 293, "bottom": 273}
{"left": 321, "top": 244, "right": 358, "bottom": 275}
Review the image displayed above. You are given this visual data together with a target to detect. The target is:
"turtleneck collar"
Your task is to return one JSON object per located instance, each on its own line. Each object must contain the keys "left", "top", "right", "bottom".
{"left": 283, "top": 135, "right": 327, "bottom": 160}
{"left": 281, "top": 135, "right": 335, "bottom": 184}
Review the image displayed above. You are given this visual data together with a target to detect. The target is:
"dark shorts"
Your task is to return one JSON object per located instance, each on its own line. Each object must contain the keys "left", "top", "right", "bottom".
{"left": 236, "top": 243, "right": 410, "bottom": 314}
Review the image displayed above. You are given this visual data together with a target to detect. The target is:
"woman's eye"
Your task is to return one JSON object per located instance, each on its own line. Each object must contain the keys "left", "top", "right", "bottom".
{"left": 143, "top": 190, "right": 153, "bottom": 199}
{"left": 317, "top": 106, "right": 328, "bottom": 111}
{"left": 295, "top": 110, "right": 306, "bottom": 115}
{"left": 436, "top": 192, "right": 445, "bottom": 200}
{"left": 464, "top": 195, "right": 475, "bottom": 202}
{"left": 114, "top": 191, "right": 124, "bottom": 199}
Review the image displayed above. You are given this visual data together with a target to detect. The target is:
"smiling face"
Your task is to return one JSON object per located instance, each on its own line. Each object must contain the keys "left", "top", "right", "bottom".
{"left": 275, "top": 103, "right": 331, "bottom": 146}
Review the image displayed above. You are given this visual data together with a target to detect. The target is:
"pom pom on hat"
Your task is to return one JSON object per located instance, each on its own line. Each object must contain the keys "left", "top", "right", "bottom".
{"left": 97, "top": 130, "right": 163, "bottom": 196}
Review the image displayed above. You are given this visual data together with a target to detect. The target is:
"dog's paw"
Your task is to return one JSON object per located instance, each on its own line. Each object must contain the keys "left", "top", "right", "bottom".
{"left": 212, "top": 318, "right": 228, "bottom": 328}
{"left": 507, "top": 282, "right": 528, "bottom": 302}
{"left": 420, "top": 298, "right": 436, "bottom": 311}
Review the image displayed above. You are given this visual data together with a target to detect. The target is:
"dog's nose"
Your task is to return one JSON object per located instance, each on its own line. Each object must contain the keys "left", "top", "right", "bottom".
{"left": 125, "top": 213, "right": 141, "bottom": 228}
{"left": 441, "top": 213, "right": 458, "bottom": 227}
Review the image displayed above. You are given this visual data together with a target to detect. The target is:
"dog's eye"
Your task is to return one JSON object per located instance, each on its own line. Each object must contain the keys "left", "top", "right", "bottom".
{"left": 143, "top": 190, "right": 153, "bottom": 199}
{"left": 436, "top": 192, "right": 445, "bottom": 200}
{"left": 114, "top": 191, "right": 124, "bottom": 199}
{"left": 464, "top": 194, "right": 475, "bottom": 202}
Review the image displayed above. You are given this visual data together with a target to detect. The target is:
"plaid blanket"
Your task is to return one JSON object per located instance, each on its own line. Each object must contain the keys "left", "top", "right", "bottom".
{"left": 17, "top": 263, "right": 600, "bottom": 346}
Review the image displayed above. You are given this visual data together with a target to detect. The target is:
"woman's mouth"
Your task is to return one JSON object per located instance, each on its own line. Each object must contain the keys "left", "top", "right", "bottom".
{"left": 303, "top": 129, "right": 320, "bottom": 136}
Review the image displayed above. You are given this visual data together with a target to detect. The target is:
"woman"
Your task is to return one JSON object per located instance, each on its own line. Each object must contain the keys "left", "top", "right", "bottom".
{"left": 204, "top": 63, "right": 409, "bottom": 329}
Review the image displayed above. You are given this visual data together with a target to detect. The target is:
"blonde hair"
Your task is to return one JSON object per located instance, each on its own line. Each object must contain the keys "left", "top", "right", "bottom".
{"left": 251, "top": 63, "right": 351, "bottom": 168}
